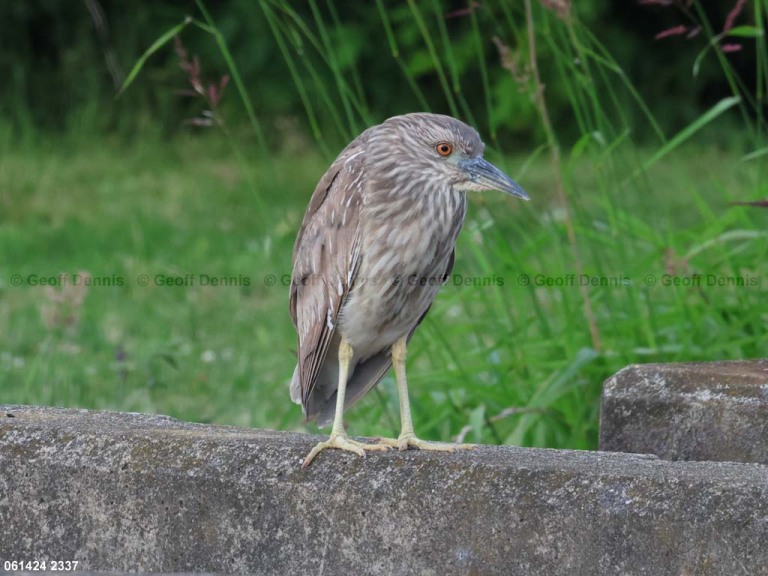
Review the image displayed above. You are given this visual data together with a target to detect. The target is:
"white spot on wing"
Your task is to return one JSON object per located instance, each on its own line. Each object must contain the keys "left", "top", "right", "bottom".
{"left": 345, "top": 150, "right": 364, "bottom": 164}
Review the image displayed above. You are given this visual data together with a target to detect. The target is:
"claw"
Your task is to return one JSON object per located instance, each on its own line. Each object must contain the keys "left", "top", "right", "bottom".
{"left": 302, "top": 434, "right": 391, "bottom": 467}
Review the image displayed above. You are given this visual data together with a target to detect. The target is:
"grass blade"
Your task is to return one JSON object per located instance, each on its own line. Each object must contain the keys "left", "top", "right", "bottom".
{"left": 630, "top": 96, "right": 741, "bottom": 180}
{"left": 194, "top": 0, "right": 267, "bottom": 154}
{"left": 118, "top": 17, "right": 192, "bottom": 96}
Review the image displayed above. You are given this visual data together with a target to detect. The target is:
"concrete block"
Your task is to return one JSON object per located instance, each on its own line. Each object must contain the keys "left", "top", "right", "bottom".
{"left": 2, "top": 404, "right": 768, "bottom": 575}
{"left": 600, "top": 360, "right": 768, "bottom": 464}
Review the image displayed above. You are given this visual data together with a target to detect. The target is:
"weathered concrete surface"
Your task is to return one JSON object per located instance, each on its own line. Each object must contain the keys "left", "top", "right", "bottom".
{"left": 2, "top": 405, "right": 768, "bottom": 575}
{"left": 600, "top": 360, "right": 768, "bottom": 464}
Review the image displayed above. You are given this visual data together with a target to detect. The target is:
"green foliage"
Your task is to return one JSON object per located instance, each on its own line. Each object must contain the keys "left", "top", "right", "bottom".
{"left": 0, "top": 131, "right": 765, "bottom": 449}
{"left": 3, "top": 1, "right": 765, "bottom": 143}
{"left": 1, "top": 0, "right": 767, "bottom": 450}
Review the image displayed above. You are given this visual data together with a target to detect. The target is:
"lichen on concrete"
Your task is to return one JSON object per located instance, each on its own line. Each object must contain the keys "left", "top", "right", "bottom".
{"left": 2, "top": 404, "right": 768, "bottom": 575}
{"left": 600, "top": 359, "right": 768, "bottom": 464}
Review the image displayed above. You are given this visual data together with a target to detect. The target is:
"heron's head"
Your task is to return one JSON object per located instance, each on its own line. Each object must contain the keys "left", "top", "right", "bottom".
{"left": 368, "top": 113, "right": 529, "bottom": 201}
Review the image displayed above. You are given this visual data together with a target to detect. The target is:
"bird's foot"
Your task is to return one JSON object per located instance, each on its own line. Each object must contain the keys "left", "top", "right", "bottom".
{"left": 375, "top": 433, "right": 475, "bottom": 452}
{"left": 302, "top": 434, "right": 391, "bottom": 467}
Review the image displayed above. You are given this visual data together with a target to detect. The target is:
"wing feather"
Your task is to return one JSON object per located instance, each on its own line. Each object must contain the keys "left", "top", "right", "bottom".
{"left": 289, "top": 134, "right": 368, "bottom": 411}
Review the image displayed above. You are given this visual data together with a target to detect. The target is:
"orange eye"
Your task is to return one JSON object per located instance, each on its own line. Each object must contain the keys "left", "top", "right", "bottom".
{"left": 436, "top": 142, "right": 453, "bottom": 156}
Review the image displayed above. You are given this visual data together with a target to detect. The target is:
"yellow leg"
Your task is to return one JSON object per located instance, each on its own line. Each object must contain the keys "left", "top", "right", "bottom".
{"left": 302, "top": 339, "right": 390, "bottom": 467}
{"left": 377, "top": 336, "right": 474, "bottom": 452}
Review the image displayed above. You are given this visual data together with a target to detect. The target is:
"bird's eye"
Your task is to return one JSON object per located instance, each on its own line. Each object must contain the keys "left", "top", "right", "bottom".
{"left": 436, "top": 142, "right": 453, "bottom": 157}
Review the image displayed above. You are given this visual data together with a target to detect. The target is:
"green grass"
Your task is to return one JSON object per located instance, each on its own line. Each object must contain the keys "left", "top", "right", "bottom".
{"left": 2, "top": 0, "right": 767, "bottom": 449}
{"left": 1, "top": 130, "right": 765, "bottom": 449}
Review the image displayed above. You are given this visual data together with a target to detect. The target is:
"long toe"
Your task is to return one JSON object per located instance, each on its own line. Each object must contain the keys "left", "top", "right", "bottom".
{"left": 377, "top": 434, "right": 475, "bottom": 452}
{"left": 302, "top": 434, "right": 391, "bottom": 467}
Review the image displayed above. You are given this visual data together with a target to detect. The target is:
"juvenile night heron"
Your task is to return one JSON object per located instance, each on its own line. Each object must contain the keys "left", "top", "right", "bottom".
{"left": 290, "top": 113, "right": 528, "bottom": 467}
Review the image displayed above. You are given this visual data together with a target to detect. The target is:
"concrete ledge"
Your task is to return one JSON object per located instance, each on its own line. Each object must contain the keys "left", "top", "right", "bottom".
{"left": 2, "top": 405, "right": 768, "bottom": 575}
{"left": 600, "top": 359, "right": 768, "bottom": 464}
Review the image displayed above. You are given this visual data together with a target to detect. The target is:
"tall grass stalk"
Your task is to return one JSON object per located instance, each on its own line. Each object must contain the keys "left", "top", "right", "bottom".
{"left": 523, "top": 0, "right": 600, "bottom": 351}
{"left": 13, "top": 0, "right": 763, "bottom": 451}
{"left": 118, "top": 6, "right": 273, "bottom": 230}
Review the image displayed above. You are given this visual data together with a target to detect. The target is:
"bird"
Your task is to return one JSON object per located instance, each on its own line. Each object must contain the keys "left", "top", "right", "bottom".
{"left": 289, "top": 113, "right": 529, "bottom": 467}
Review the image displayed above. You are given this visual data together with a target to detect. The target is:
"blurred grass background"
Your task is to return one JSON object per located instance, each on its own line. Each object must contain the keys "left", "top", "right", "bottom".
{"left": 1, "top": 0, "right": 766, "bottom": 449}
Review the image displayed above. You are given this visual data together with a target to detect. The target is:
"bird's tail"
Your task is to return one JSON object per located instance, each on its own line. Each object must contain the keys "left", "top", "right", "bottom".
{"left": 291, "top": 347, "right": 395, "bottom": 428}
{"left": 289, "top": 365, "right": 303, "bottom": 407}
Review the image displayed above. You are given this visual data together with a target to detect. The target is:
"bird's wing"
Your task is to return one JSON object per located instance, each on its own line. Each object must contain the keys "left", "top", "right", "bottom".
{"left": 290, "top": 136, "right": 367, "bottom": 410}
